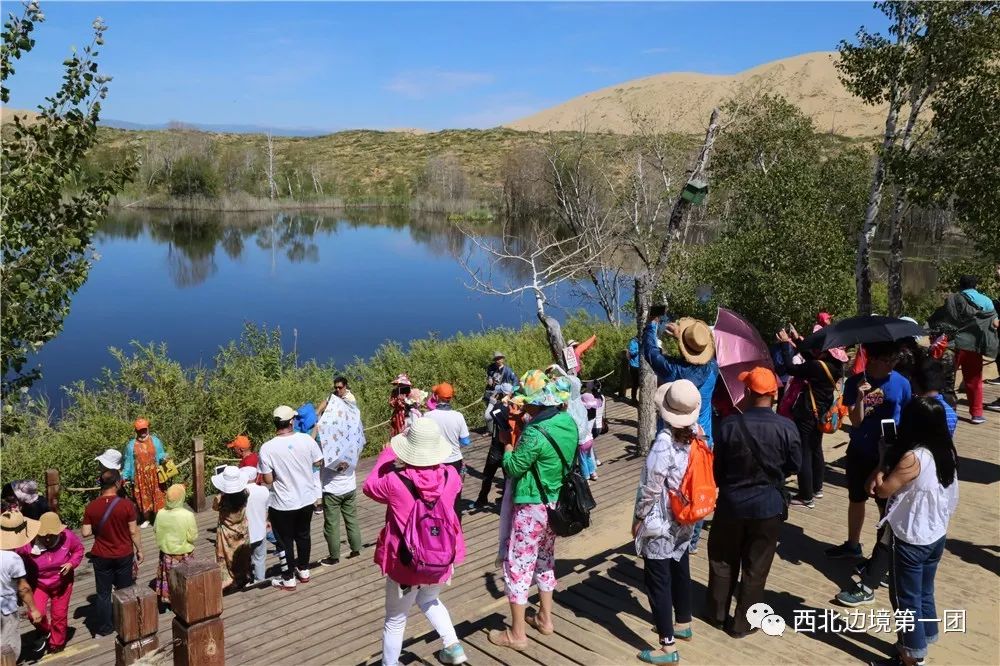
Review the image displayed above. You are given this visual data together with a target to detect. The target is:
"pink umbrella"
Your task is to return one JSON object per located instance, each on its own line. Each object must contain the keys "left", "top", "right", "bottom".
{"left": 713, "top": 307, "right": 776, "bottom": 411}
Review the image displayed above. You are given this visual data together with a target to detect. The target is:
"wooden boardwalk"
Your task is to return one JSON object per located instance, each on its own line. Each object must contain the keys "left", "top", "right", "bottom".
{"left": 28, "top": 389, "right": 1000, "bottom": 666}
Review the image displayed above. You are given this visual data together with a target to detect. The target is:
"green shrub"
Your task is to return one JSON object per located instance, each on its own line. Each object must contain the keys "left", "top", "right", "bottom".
{"left": 168, "top": 155, "right": 220, "bottom": 198}
{"left": 1, "top": 318, "right": 630, "bottom": 524}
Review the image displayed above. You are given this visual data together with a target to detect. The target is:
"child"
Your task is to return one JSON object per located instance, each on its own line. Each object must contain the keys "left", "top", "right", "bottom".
{"left": 211, "top": 467, "right": 250, "bottom": 591}
{"left": 581, "top": 392, "right": 602, "bottom": 481}
{"left": 153, "top": 484, "right": 196, "bottom": 607}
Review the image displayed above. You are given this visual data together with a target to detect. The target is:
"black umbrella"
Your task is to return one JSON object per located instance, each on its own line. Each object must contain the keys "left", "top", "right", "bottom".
{"left": 800, "top": 315, "right": 926, "bottom": 351}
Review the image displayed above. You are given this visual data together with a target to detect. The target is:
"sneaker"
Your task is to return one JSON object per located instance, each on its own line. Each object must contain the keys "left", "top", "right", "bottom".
{"left": 271, "top": 577, "right": 297, "bottom": 591}
{"left": 880, "top": 572, "right": 889, "bottom": 589}
{"left": 984, "top": 377, "right": 1000, "bottom": 386}
{"left": 789, "top": 496, "right": 815, "bottom": 509}
{"left": 319, "top": 557, "right": 339, "bottom": 567}
{"left": 31, "top": 631, "right": 50, "bottom": 655}
{"left": 986, "top": 400, "right": 1000, "bottom": 413}
{"left": 139, "top": 521, "right": 151, "bottom": 529}
{"left": 836, "top": 582, "right": 875, "bottom": 607}
{"left": 971, "top": 416, "right": 987, "bottom": 425}
{"left": 589, "top": 474, "right": 599, "bottom": 481}
{"left": 295, "top": 568, "right": 311, "bottom": 582}
{"left": 825, "top": 541, "right": 863, "bottom": 559}
{"left": 814, "top": 491, "right": 824, "bottom": 499}
{"left": 689, "top": 544, "right": 699, "bottom": 555}
{"left": 438, "top": 642, "right": 468, "bottom": 665}
{"left": 596, "top": 459, "right": 603, "bottom": 466}
{"left": 347, "top": 550, "right": 361, "bottom": 559}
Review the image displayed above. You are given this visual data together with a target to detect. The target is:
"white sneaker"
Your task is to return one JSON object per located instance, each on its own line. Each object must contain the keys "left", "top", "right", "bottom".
{"left": 295, "top": 568, "right": 311, "bottom": 583}
{"left": 271, "top": 577, "right": 297, "bottom": 591}
{"left": 139, "top": 521, "right": 151, "bottom": 529}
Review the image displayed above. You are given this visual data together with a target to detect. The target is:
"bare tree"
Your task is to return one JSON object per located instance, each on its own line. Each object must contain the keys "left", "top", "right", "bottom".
{"left": 459, "top": 219, "right": 599, "bottom": 362}
{"left": 264, "top": 132, "right": 278, "bottom": 200}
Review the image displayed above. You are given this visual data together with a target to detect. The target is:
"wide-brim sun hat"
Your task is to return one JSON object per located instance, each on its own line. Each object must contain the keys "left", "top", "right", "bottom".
{"left": 391, "top": 373, "right": 412, "bottom": 387}
{"left": 654, "top": 380, "right": 701, "bottom": 428}
{"left": 0, "top": 510, "right": 39, "bottom": 550}
{"left": 36, "top": 511, "right": 67, "bottom": 537}
{"left": 675, "top": 317, "right": 715, "bottom": 365}
{"left": 95, "top": 449, "right": 123, "bottom": 470}
{"left": 211, "top": 466, "right": 247, "bottom": 494}
{"left": 390, "top": 417, "right": 452, "bottom": 467}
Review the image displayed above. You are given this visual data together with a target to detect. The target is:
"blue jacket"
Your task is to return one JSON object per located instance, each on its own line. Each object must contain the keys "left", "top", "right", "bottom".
{"left": 122, "top": 435, "right": 167, "bottom": 482}
{"left": 627, "top": 338, "right": 641, "bottom": 369}
{"left": 643, "top": 322, "right": 718, "bottom": 444}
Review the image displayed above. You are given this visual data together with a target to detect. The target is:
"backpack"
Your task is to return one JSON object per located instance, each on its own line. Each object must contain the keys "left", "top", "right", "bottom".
{"left": 668, "top": 435, "right": 717, "bottom": 524}
{"left": 807, "top": 361, "right": 848, "bottom": 434}
{"left": 395, "top": 469, "right": 459, "bottom": 583}
{"left": 529, "top": 426, "right": 597, "bottom": 537}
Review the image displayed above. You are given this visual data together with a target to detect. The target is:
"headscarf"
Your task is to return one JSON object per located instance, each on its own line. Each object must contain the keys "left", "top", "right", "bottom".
{"left": 13, "top": 480, "right": 39, "bottom": 505}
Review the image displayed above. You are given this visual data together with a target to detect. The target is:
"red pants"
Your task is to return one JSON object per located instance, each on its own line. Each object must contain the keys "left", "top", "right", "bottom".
{"left": 32, "top": 582, "right": 72, "bottom": 650}
{"left": 956, "top": 350, "right": 984, "bottom": 417}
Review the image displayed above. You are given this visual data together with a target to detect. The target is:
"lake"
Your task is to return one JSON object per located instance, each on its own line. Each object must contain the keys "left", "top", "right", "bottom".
{"left": 31, "top": 208, "right": 597, "bottom": 403}
{"left": 29, "top": 208, "right": 960, "bottom": 403}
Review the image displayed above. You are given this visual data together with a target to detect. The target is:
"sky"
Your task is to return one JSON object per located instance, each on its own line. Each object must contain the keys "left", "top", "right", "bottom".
{"left": 6, "top": 1, "right": 887, "bottom": 132}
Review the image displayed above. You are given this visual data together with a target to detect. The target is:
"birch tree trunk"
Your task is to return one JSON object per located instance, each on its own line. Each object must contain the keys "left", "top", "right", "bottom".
{"left": 634, "top": 275, "right": 657, "bottom": 454}
{"left": 533, "top": 290, "right": 566, "bottom": 364}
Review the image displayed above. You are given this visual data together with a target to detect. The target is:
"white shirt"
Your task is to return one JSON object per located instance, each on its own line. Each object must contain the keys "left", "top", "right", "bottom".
{"left": 880, "top": 447, "right": 959, "bottom": 546}
{"left": 258, "top": 432, "right": 323, "bottom": 511}
{"left": 424, "top": 406, "right": 470, "bottom": 464}
{"left": 245, "top": 482, "right": 270, "bottom": 543}
{"left": 1, "top": 550, "right": 26, "bottom": 615}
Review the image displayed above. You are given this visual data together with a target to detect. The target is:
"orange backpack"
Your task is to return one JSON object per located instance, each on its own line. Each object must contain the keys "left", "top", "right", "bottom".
{"left": 807, "top": 361, "right": 848, "bottom": 434}
{"left": 669, "top": 436, "right": 717, "bottom": 525}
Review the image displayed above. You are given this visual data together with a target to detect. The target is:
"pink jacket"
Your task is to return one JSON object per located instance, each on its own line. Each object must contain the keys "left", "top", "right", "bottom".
{"left": 16, "top": 529, "right": 84, "bottom": 592}
{"left": 362, "top": 446, "right": 466, "bottom": 585}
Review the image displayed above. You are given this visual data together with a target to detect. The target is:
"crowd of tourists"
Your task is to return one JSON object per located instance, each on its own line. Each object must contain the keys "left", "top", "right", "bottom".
{"left": 1, "top": 274, "right": 997, "bottom": 666}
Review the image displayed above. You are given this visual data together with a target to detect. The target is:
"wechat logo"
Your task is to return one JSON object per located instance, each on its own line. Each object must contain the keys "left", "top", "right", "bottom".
{"left": 746, "top": 602, "right": 786, "bottom": 637}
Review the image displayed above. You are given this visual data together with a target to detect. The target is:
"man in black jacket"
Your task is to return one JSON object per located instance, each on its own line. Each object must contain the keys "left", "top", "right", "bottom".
{"left": 705, "top": 367, "right": 800, "bottom": 638}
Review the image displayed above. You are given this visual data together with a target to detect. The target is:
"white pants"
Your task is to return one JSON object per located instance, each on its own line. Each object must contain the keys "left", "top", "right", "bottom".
{"left": 382, "top": 579, "right": 457, "bottom": 666}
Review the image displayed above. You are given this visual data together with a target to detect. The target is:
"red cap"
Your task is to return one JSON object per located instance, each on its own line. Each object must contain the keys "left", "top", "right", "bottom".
{"left": 433, "top": 382, "right": 455, "bottom": 400}
{"left": 738, "top": 367, "right": 779, "bottom": 397}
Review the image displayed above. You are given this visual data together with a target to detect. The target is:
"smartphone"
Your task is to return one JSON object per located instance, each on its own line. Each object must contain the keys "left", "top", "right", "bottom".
{"left": 649, "top": 304, "right": 668, "bottom": 319}
{"left": 880, "top": 419, "right": 897, "bottom": 443}
{"left": 214, "top": 464, "right": 227, "bottom": 475}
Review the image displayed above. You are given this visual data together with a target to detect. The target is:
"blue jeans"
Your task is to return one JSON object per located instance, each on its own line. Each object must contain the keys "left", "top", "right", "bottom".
{"left": 890, "top": 534, "right": 945, "bottom": 660}
{"left": 250, "top": 540, "right": 266, "bottom": 583}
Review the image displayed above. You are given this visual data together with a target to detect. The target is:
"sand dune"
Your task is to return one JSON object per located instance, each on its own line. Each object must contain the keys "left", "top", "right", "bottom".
{"left": 506, "top": 52, "right": 887, "bottom": 138}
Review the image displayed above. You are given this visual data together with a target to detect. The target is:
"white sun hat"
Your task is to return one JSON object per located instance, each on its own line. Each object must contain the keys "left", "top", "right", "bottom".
{"left": 95, "top": 449, "right": 123, "bottom": 470}
{"left": 390, "top": 418, "right": 452, "bottom": 468}
{"left": 654, "top": 379, "right": 702, "bottom": 428}
{"left": 211, "top": 466, "right": 246, "bottom": 495}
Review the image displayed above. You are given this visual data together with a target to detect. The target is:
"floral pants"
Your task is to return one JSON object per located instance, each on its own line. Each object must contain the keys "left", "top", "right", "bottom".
{"left": 503, "top": 503, "right": 557, "bottom": 605}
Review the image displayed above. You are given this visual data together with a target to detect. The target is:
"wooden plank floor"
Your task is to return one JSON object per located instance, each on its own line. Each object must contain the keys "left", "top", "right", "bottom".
{"left": 26, "top": 387, "right": 1000, "bottom": 666}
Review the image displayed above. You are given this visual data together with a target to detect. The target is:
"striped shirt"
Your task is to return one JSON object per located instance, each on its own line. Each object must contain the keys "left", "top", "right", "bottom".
{"left": 934, "top": 393, "right": 959, "bottom": 437}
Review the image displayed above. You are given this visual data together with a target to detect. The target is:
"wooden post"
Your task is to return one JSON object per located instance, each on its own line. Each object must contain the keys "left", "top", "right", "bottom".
{"left": 169, "top": 560, "right": 224, "bottom": 666}
{"left": 45, "top": 469, "right": 60, "bottom": 515}
{"left": 192, "top": 437, "right": 206, "bottom": 512}
{"left": 112, "top": 586, "right": 158, "bottom": 665}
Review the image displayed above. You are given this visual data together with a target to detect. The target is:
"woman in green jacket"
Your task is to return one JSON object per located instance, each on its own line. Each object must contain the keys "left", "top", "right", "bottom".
{"left": 489, "top": 370, "right": 579, "bottom": 651}
{"left": 153, "top": 484, "right": 197, "bottom": 606}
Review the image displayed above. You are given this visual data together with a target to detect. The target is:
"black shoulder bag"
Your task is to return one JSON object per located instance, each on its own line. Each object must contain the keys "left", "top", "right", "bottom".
{"left": 528, "top": 426, "right": 597, "bottom": 537}
{"left": 735, "top": 417, "right": 790, "bottom": 521}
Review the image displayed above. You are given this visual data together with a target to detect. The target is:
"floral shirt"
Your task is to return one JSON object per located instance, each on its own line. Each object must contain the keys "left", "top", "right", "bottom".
{"left": 633, "top": 427, "right": 695, "bottom": 561}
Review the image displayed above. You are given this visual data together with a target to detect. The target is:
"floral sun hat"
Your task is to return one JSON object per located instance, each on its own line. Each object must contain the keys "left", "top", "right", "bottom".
{"left": 517, "top": 369, "right": 565, "bottom": 407}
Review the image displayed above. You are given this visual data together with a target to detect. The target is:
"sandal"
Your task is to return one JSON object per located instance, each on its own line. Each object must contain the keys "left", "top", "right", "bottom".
{"left": 526, "top": 611, "right": 554, "bottom": 635}
{"left": 638, "top": 648, "right": 680, "bottom": 664}
{"left": 488, "top": 629, "right": 528, "bottom": 651}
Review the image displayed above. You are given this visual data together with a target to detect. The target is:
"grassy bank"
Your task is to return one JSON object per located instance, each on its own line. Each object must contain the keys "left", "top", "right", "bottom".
{"left": 1, "top": 319, "right": 631, "bottom": 524}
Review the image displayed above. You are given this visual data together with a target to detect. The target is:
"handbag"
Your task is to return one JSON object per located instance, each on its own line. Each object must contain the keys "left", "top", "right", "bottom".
{"left": 735, "top": 417, "right": 790, "bottom": 521}
{"left": 157, "top": 459, "right": 179, "bottom": 484}
{"left": 528, "top": 426, "right": 596, "bottom": 537}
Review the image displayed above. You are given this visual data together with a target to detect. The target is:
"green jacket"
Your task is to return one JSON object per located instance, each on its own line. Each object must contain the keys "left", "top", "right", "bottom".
{"left": 155, "top": 499, "right": 198, "bottom": 556}
{"left": 502, "top": 411, "right": 580, "bottom": 505}
{"left": 929, "top": 292, "right": 999, "bottom": 358}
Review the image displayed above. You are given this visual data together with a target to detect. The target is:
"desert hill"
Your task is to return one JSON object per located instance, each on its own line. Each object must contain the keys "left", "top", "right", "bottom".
{"left": 506, "top": 51, "right": 886, "bottom": 138}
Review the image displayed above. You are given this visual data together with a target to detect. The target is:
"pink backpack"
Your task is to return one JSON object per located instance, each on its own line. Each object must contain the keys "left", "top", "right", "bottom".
{"left": 395, "top": 469, "right": 459, "bottom": 583}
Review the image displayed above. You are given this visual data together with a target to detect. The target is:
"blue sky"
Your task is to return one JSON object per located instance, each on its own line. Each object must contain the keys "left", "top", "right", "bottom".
{"left": 7, "top": 2, "right": 886, "bottom": 131}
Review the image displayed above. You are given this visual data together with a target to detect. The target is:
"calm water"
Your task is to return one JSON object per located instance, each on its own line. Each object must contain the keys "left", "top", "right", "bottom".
{"left": 31, "top": 209, "right": 595, "bottom": 402}
{"left": 30, "top": 208, "right": 961, "bottom": 403}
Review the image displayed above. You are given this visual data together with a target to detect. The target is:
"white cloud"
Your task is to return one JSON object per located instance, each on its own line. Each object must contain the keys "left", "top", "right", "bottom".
{"left": 385, "top": 69, "right": 494, "bottom": 99}
{"left": 642, "top": 47, "right": 677, "bottom": 55}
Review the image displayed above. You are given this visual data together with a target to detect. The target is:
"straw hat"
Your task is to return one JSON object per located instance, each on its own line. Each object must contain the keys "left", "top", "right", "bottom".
{"left": 95, "top": 449, "right": 123, "bottom": 470}
{"left": 0, "top": 510, "right": 39, "bottom": 550}
{"left": 654, "top": 380, "right": 701, "bottom": 428}
{"left": 674, "top": 318, "right": 715, "bottom": 365}
{"left": 211, "top": 466, "right": 247, "bottom": 495}
{"left": 390, "top": 418, "right": 451, "bottom": 467}
{"left": 36, "top": 512, "right": 66, "bottom": 537}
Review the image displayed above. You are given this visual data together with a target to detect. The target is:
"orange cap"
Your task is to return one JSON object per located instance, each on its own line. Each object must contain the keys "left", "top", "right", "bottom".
{"left": 133, "top": 418, "right": 150, "bottom": 431}
{"left": 738, "top": 367, "right": 779, "bottom": 397}
{"left": 227, "top": 435, "right": 251, "bottom": 450}
{"left": 433, "top": 382, "right": 455, "bottom": 400}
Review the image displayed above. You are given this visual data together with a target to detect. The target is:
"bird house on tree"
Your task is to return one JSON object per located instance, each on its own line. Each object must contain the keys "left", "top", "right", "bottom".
{"left": 680, "top": 179, "right": 708, "bottom": 205}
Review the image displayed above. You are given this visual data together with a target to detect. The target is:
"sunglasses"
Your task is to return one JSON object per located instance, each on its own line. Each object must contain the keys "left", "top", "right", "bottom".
{"left": 334, "top": 385, "right": 346, "bottom": 391}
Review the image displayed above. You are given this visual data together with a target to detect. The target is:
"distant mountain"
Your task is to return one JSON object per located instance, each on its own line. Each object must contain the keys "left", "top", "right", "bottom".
{"left": 506, "top": 51, "right": 887, "bottom": 138}
{"left": 99, "top": 118, "right": 334, "bottom": 137}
